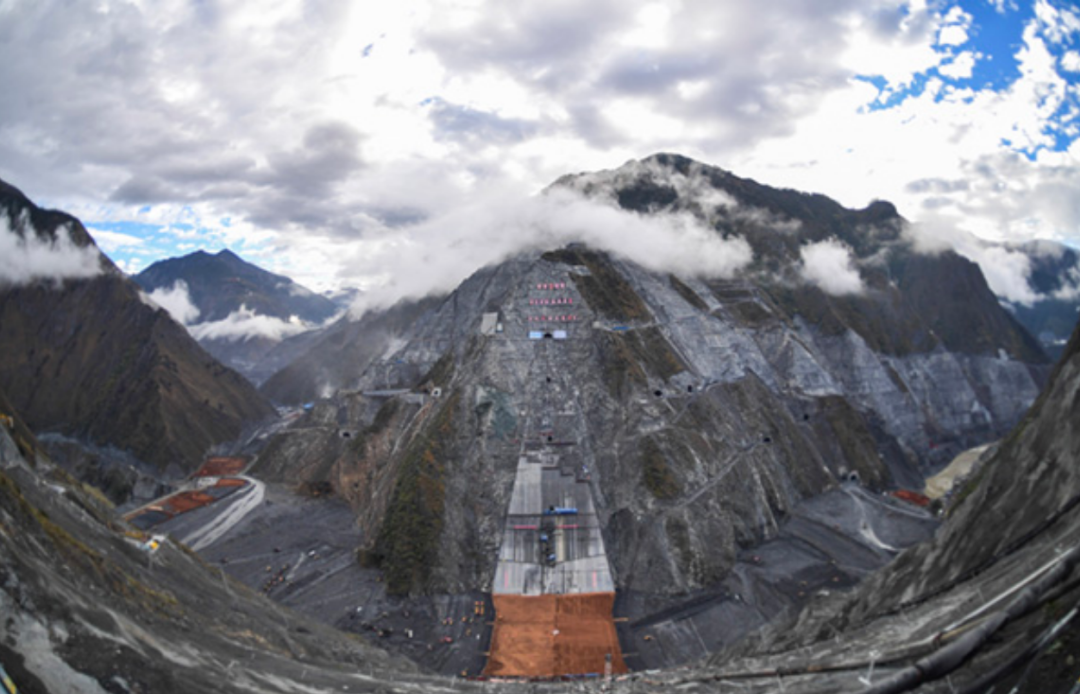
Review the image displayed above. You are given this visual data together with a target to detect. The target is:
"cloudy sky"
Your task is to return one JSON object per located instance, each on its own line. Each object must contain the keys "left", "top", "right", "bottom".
{"left": 1, "top": 0, "right": 1077, "bottom": 300}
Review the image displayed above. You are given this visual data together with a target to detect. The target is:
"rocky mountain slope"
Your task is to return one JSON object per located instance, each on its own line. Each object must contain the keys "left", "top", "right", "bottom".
{"left": 686, "top": 309, "right": 1080, "bottom": 693}
{"left": 253, "top": 154, "right": 1050, "bottom": 604}
{"left": 135, "top": 249, "right": 341, "bottom": 383}
{"left": 0, "top": 406, "right": 453, "bottom": 694}
{"left": 0, "top": 180, "right": 275, "bottom": 484}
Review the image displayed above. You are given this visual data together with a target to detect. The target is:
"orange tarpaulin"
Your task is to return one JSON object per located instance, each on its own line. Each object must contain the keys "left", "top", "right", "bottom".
{"left": 484, "top": 592, "right": 627, "bottom": 678}
{"left": 193, "top": 456, "right": 247, "bottom": 478}
{"left": 163, "top": 490, "right": 216, "bottom": 513}
{"left": 890, "top": 489, "right": 931, "bottom": 507}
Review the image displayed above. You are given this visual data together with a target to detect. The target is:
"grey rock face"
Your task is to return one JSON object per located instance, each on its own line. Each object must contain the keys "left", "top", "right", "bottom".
{"left": 261, "top": 245, "right": 1046, "bottom": 598}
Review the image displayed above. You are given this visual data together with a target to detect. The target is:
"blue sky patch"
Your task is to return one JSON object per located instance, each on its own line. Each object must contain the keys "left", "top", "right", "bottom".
{"left": 856, "top": 0, "right": 1077, "bottom": 161}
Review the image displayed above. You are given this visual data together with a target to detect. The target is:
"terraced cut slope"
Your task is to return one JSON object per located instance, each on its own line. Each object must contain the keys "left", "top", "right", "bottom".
{"left": 485, "top": 271, "right": 627, "bottom": 678}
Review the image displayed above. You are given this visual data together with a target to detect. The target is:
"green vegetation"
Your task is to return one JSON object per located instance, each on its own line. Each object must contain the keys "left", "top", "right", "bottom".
{"left": 614, "top": 179, "right": 679, "bottom": 212}
{"left": 947, "top": 461, "right": 991, "bottom": 516}
{"left": 540, "top": 248, "right": 581, "bottom": 265}
{"left": 0, "top": 470, "right": 100, "bottom": 565}
{"left": 420, "top": 351, "right": 455, "bottom": 390}
{"left": 821, "top": 396, "right": 884, "bottom": 486}
{"left": 0, "top": 470, "right": 181, "bottom": 617}
{"left": 598, "top": 333, "right": 647, "bottom": 399}
{"left": 641, "top": 436, "right": 681, "bottom": 500}
{"left": 728, "top": 301, "right": 773, "bottom": 328}
{"left": 350, "top": 397, "right": 405, "bottom": 457}
{"left": 543, "top": 247, "right": 652, "bottom": 322}
{"left": 371, "top": 392, "right": 459, "bottom": 595}
{"left": 761, "top": 282, "right": 933, "bottom": 357}
{"left": 668, "top": 274, "right": 709, "bottom": 311}
{"left": 108, "top": 343, "right": 140, "bottom": 390}
{"left": 475, "top": 388, "right": 518, "bottom": 441}
{"left": 630, "top": 327, "right": 686, "bottom": 380}
{"left": 598, "top": 328, "right": 685, "bottom": 398}
{"left": 14, "top": 433, "right": 36, "bottom": 465}
{"left": 884, "top": 364, "right": 910, "bottom": 394}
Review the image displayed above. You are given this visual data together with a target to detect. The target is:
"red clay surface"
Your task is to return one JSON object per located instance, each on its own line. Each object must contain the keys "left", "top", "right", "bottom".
{"left": 193, "top": 456, "right": 247, "bottom": 478}
{"left": 484, "top": 592, "right": 627, "bottom": 678}
{"left": 890, "top": 489, "right": 932, "bottom": 507}
{"left": 163, "top": 490, "right": 216, "bottom": 514}
{"left": 124, "top": 478, "right": 250, "bottom": 529}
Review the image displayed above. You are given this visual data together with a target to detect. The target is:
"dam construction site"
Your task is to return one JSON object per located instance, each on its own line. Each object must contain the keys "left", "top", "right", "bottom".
{"left": 105, "top": 255, "right": 958, "bottom": 682}
{"left": 7, "top": 152, "right": 1080, "bottom": 692}
{"left": 484, "top": 276, "right": 627, "bottom": 679}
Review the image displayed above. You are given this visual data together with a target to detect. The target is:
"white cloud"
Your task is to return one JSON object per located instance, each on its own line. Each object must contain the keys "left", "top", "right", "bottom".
{"left": 798, "top": 238, "right": 864, "bottom": 296}
{"left": 1035, "top": 0, "right": 1080, "bottom": 46}
{"left": 840, "top": 2, "right": 943, "bottom": 93}
{"left": 188, "top": 305, "right": 311, "bottom": 342}
{"left": 146, "top": 280, "right": 201, "bottom": 324}
{"left": 87, "top": 227, "right": 144, "bottom": 254}
{"left": 1062, "top": 50, "right": 1080, "bottom": 72}
{"left": 738, "top": 5, "right": 1080, "bottom": 255}
{"left": 344, "top": 186, "right": 754, "bottom": 316}
{"left": 0, "top": 212, "right": 102, "bottom": 286}
{"left": 969, "top": 244, "right": 1040, "bottom": 305}
{"left": 1053, "top": 265, "right": 1080, "bottom": 301}
{"left": 938, "top": 6, "right": 973, "bottom": 46}
{"left": 938, "top": 51, "right": 979, "bottom": 79}
{"left": 903, "top": 215, "right": 970, "bottom": 255}
{"left": 0, "top": 0, "right": 1077, "bottom": 301}
{"left": 115, "top": 257, "right": 145, "bottom": 275}
{"left": 903, "top": 215, "right": 1041, "bottom": 305}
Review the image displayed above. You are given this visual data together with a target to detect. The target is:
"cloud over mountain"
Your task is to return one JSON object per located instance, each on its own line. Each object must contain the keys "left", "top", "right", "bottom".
{"left": 0, "top": 213, "right": 102, "bottom": 286}
{"left": 798, "top": 239, "right": 865, "bottom": 296}
{"left": 146, "top": 280, "right": 201, "bottom": 324}
{"left": 343, "top": 187, "right": 753, "bottom": 316}
{"left": 189, "top": 305, "right": 311, "bottom": 343}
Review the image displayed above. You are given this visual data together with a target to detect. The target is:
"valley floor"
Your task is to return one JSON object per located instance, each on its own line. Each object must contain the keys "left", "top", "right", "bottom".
{"left": 155, "top": 482, "right": 495, "bottom": 678}
{"left": 145, "top": 471, "right": 937, "bottom": 678}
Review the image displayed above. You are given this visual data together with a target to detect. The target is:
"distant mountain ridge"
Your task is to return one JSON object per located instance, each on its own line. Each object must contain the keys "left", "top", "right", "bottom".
{"left": 565, "top": 153, "right": 1076, "bottom": 360}
{"left": 0, "top": 179, "right": 275, "bottom": 483}
{"left": 557, "top": 153, "right": 1046, "bottom": 362}
{"left": 135, "top": 249, "right": 342, "bottom": 384}
{"left": 135, "top": 248, "right": 338, "bottom": 324}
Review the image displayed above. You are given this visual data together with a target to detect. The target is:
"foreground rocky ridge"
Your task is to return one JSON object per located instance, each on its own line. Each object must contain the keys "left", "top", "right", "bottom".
{"left": 685, "top": 314, "right": 1080, "bottom": 693}
{"left": 0, "top": 413, "right": 450, "bottom": 694}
